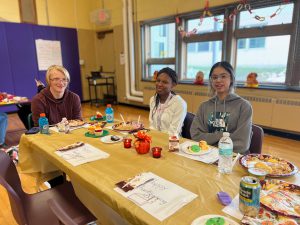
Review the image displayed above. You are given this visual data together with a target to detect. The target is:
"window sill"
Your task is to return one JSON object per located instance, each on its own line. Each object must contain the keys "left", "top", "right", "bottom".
{"left": 142, "top": 79, "right": 300, "bottom": 92}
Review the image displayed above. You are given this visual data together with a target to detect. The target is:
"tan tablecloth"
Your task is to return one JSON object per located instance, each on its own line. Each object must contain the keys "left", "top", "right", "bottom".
{"left": 19, "top": 128, "right": 300, "bottom": 225}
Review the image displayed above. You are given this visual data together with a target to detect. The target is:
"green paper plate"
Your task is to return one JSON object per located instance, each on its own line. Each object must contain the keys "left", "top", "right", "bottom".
{"left": 90, "top": 116, "right": 106, "bottom": 121}
{"left": 85, "top": 130, "right": 109, "bottom": 138}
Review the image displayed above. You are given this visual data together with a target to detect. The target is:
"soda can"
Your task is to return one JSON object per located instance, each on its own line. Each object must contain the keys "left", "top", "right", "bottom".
{"left": 239, "top": 176, "right": 261, "bottom": 217}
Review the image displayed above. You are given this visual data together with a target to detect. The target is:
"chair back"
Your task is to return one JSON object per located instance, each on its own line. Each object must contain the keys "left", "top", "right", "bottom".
{"left": 181, "top": 112, "right": 195, "bottom": 139}
{"left": 0, "top": 151, "right": 28, "bottom": 225}
{"left": 249, "top": 124, "right": 264, "bottom": 154}
{"left": 27, "top": 112, "right": 34, "bottom": 129}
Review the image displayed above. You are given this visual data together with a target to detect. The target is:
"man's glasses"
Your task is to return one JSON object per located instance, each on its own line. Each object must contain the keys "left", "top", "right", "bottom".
{"left": 210, "top": 73, "right": 230, "bottom": 82}
{"left": 50, "top": 78, "right": 68, "bottom": 83}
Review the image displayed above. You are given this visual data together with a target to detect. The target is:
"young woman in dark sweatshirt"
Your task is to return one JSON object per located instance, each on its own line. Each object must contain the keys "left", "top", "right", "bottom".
{"left": 190, "top": 61, "right": 252, "bottom": 154}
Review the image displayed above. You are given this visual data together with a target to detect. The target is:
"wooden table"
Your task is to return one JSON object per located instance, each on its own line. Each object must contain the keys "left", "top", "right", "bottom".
{"left": 19, "top": 127, "right": 300, "bottom": 225}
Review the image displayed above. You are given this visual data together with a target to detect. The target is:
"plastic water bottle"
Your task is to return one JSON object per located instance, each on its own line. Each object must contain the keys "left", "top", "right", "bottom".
{"left": 105, "top": 104, "right": 114, "bottom": 123}
{"left": 38, "top": 113, "right": 49, "bottom": 134}
{"left": 218, "top": 132, "right": 233, "bottom": 174}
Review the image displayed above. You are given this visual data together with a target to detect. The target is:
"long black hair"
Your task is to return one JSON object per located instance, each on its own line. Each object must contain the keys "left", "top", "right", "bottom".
{"left": 208, "top": 61, "right": 235, "bottom": 95}
{"left": 152, "top": 67, "right": 177, "bottom": 119}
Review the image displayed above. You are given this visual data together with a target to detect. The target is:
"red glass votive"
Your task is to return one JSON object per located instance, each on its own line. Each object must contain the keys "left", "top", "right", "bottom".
{"left": 152, "top": 147, "right": 162, "bottom": 158}
{"left": 123, "top": 138, "right": 132, "bottom": 148}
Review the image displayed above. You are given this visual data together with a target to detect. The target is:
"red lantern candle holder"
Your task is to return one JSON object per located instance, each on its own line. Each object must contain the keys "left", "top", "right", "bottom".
{"left": 152, "top": 147, "right": 162, "bottom": 158}
{"left": 123, "top": 138, "right": 132, "bottom": 148}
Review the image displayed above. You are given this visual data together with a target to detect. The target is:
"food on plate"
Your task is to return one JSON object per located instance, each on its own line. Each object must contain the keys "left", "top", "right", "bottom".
{"left": 241, "top": 205, "right": 300, "bottom": 225}
{"left": 57, "top": 142, "right": 84, "bottom": 151}
{"left": 189, "top": 145, "right": 201, "bottom": 152}
{"left": 254, "top": 162, "right": 273, "bottom": 174}
{"left": 118, "top": 123, "right": 134, "bottom": 130}
{"left": 186, "top": 140, "right": 209, "bottom": 153}
{"left": 205, "top": 217, "right": 226, "bottom": 225}
{"left": 113, "top": 122, "right": 143, "bottom": 131}
{"left": 88, "top": 125, "right": 95, "bottom": 135}
{"left": 240, "top": 154, "right": 297, "bottom": 177}
{"left": 68, "top": 119, "right": 85, "bottom": 127}
{"left": 111, "top": 135, "right": 120, "bottom": 141}
{"left": 260, "top": 180, "right": 300, "bottom": 218}
{"left": 94, "top": 128, "right": 103, "bottom": 136}
{"left": 96, "top": 111, "right": 103, "bottom": 119}
{"left": 199, "top": 140, "right": 209, "bottom": 150}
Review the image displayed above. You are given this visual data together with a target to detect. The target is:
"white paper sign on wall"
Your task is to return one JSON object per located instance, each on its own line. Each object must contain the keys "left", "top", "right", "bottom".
{"left": 35, "top": 39, "right": 63, "bottom": 71}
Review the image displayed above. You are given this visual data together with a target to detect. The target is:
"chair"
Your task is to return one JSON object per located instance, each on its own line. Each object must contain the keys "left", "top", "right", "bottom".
{"left": 249, "top": 124, "right": 264, "bottom": 154}
{"left": 181, "top": 112, "right": 195, "bottom": 139}
{"left": 0, "top": 151, "right": 96, "bottom": 225}
{"left": 27, "top": 112, "right": 34, "bottom": 130}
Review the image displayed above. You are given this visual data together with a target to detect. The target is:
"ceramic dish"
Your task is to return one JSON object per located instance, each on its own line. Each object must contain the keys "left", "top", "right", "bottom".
{"left": 239, "top": 154, "right": 298, "bottom": 178}
{"left": 180, "top": 141, "right": 212, "bottom": 156}
{"left": 191, "top": 214, "right": 239, "bottom": 225}
{"left": 68, "top": 119, "right": 86, "bottom": 127}
{"left": 100, "top": 135, "right": 123, "bottom": 144}
{"left": 112, "top": 122, "right": 144, "bottom": 132}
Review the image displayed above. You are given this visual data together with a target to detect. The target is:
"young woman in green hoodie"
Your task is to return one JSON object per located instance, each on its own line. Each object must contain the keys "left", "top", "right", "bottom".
{"left": 190, "top": 61, "right": 252, "bottom": 154}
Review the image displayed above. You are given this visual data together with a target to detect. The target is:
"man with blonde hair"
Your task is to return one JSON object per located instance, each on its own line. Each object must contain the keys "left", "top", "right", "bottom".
{"left": 31, "top": 65, "right": 82, "bottom": 126}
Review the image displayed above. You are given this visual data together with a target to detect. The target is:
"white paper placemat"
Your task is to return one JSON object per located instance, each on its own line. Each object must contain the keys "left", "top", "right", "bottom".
{"left": 55, "top": 143, "right": 109, "bottom": 166}
{"left": 114, "top": 172, "right": 197, "bottom": 221}
{"left": 222, "top": 195, "right": 243, "bottom": 220}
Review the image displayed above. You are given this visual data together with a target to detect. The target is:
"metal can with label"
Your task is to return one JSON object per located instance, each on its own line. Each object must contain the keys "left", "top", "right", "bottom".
{"left": 239, "top": 176, "right": 261, "bottom": 217}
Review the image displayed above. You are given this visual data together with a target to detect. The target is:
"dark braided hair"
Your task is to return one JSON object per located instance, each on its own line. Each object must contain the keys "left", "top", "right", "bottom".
{"left": 152, "top": 67, "right": 178, "bottom": 119}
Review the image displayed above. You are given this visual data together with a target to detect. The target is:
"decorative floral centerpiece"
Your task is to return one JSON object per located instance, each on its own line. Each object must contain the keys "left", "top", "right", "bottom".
{"left": 134, "top": 131, "right": 151, "bottom": 154}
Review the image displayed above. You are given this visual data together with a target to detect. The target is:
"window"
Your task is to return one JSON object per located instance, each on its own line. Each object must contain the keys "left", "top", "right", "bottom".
{"left": 186, "top": 41, "right": 222, "bottom": 79}
{"left": 141, "top": 1, "right": 300, "bottom": 87}
{"left": 187, "top": 15, "right": 224, "bottom": 34}
{"left": 238, "top": 39, "right": 247, "bottom": 49}
{"left": 159, "top": 25, "right": 167, "bottom": 37}
{"left": 188, "top": 43, "right": 197, "bottom": 52}
{"left": 149, "top": 65, "right": 175, "bottom": 77}
{"left": 197, "top": 42, "right": 210, "bottom": 52}
{"left": 158, "top": 42, "right": 165, "bottom": 57}
{"left": 249, "top": 37, "right": 265, "bottom": 49}
{"left": 182, "top": 13, "right": 224, "bottom": 80}
{"left": 142, "top": 22, "right": 176, "bottom": 79}
{"left": 150, "top": 23, "right": 175, "bottom": 58}
{"left": 236, "top": 36, "right": 290, "bottom": 83}
{"left": 234, "top": 3, "right": 294, "bottom": 84}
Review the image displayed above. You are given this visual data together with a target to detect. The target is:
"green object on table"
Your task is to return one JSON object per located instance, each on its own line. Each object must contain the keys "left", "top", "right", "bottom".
{"left": 90, "top": 116, "right": 106, "bottom": 121}
{"left": 191, "top": 145, "right": 201, "bottom": 152}
{"left": 205, "top": 217, "right": 225, "bottom": 225}
{"left": 85, "top": 130, "right": 109, "bottom": 138}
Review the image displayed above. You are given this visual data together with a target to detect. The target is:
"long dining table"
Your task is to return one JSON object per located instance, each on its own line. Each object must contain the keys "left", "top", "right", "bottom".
{"left": 19, "top": 125, "right": 300, "bottom": 225}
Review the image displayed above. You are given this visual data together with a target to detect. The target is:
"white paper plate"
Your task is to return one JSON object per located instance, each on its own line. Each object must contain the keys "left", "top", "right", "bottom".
{"left": 180, "top": 141, "right": 212, "bottom": 156}
{"left": 191, "top": 215, "right": 239, "bottom": 225}
{"left": 100, "top": 135, "right": 123, "bottom": 144}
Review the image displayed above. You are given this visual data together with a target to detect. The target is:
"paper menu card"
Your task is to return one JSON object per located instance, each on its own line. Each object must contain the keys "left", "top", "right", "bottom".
{"left": 55, "top": 143, "right": 109, "bottom": 166}
{"left": 114, "top": 172, "right": 198, "bottom": 221}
